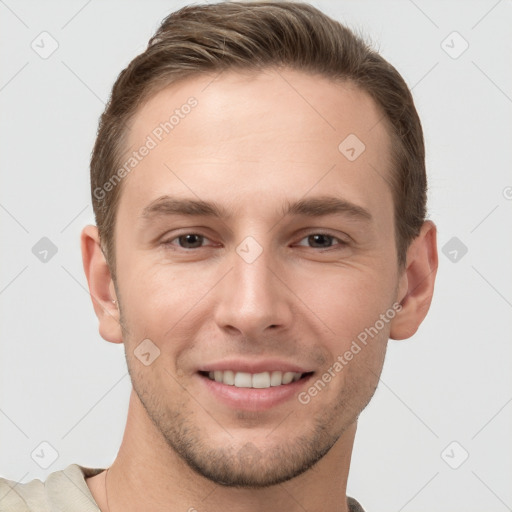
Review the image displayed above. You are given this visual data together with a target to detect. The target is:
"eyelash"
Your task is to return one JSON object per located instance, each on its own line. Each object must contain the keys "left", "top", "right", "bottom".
{"left": 161, "top": 232, "right": 349, "bottom": 251}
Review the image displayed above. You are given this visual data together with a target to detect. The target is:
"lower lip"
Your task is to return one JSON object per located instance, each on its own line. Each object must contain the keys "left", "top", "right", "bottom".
{"left": 197, "top": 372, "right": 314, "bottom": 412}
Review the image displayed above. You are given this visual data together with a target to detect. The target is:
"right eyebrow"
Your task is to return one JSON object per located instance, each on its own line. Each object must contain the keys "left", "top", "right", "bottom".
{"left": 140, "top": 196, "right": 232, "bottom": 222}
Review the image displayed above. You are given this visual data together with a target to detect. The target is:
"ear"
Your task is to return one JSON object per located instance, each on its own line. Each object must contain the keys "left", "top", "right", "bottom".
{"left": 80, "top": 225, "right": 123, "bottom": 344}
{"left": 390, "top": 220, "right": 438, "bottom": 340}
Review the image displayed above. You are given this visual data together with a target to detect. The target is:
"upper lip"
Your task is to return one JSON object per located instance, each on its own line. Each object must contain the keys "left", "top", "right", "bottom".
{"left": 198, "top": 359, "right": 313, "bottom": 374}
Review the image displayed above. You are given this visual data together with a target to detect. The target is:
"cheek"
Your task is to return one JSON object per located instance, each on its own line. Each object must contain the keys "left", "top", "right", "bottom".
{"left": 288, "top": 264, "right": 395, "bottom": 389}
{"left": 118, "top": 259, "right": 220, "bottom": 341}
{"left": 291, "top": 263, "right": 395, "bottom": 338}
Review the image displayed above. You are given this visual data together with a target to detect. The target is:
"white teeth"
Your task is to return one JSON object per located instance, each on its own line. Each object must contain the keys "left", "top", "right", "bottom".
{"left": 282, "top": 372, "right": 295, "bottom": 384}
{"left": 223, "top": 370, "right": 235, "bottom": 385}
{"left": 270, "top": 371, "right": 283, "bottom": 386}
{"left": 234, "top": 372, "right": 252, "bottom": 388}
{"left": 252, "top": 372, "right": 270, "bottom": 388}
{"left": 205, "top": 370, "right": 304, "bottom": 388}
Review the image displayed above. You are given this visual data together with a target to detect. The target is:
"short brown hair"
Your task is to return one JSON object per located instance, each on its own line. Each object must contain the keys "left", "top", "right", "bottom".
{"left": 90, "top": 1, "right": 426, "bottom": 282}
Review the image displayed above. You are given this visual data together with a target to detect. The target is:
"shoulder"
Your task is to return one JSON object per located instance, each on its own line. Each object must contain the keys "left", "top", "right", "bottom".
{"left": 348, "top": 495, "right": 367, "bottom": 512}
{"left": 0, "top": 464, "right": 105, "bottom": 512}
{"left": 0, "top": 473, "right": 47, "bottom": 512}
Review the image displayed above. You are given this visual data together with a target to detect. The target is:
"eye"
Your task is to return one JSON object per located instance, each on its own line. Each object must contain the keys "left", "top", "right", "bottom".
{"left": 295, "top": 233, "right": 348, "bottom": 249}
{"left": 163, "top": 233, "right": 212, "bottom": 249}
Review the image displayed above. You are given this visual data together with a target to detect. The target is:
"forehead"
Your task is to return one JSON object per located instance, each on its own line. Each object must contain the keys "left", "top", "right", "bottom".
{"left": 117, "top": 68, "right": 393, "bottom": 224}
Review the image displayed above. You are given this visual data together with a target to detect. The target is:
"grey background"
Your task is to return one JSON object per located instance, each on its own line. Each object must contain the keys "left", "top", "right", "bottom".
{"left": 1, "top": 1, "right": 511, "bottom": 511}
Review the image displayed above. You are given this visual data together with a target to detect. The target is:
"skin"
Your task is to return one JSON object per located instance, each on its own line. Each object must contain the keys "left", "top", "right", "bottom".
{"left": 81, "top": 67, "right": 438, "bottom": 512}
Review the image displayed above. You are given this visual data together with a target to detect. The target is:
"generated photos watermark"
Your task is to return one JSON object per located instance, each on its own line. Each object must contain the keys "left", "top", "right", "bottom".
{"left": 298, "top": 302, "right": 402, "bottom": 405}
{"left": 93, "top": 96, "right": 198, "bottom": 201}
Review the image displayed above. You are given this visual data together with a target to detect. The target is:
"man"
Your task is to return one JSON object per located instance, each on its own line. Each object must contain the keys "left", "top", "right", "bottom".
{"left": 0, "top": 1, "right": 437, "bottom": 511}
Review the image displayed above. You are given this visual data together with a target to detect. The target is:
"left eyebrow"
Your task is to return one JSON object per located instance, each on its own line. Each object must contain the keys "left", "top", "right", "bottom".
{"left": 281, "top": 195, "right": 373, "bottom": 223}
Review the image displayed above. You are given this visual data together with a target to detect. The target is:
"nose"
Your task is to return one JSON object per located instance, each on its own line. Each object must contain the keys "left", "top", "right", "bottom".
{"left": 213, "top": 242, "right": 293, "bottom": 338}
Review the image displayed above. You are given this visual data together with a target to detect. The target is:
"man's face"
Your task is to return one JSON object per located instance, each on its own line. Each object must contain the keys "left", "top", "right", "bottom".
{"left": 113, "top": 68, "right": 402, "bottom": 487}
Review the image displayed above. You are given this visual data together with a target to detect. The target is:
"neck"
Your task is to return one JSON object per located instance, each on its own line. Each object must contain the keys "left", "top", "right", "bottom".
{"left": 99, "top": 389, "right": 357, "bottom": 512}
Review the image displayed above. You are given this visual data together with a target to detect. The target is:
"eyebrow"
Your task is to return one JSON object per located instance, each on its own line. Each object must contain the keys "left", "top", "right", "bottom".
{"left": 139, "top": 195, "right": 373, "bottom": 223}
{"left": 283, "top": 196, "right": 372, "bottom": 222}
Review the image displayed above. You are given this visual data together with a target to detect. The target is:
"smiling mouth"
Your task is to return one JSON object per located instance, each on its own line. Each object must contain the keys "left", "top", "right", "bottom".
{"left": 198, "top": 370, "right": 314, "bottom": 389}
